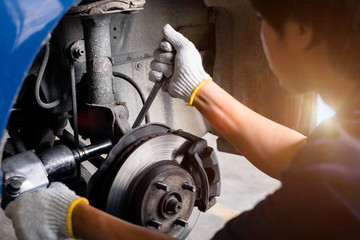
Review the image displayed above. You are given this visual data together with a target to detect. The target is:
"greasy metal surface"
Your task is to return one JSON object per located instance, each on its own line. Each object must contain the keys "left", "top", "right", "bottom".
{"left": 69, "top": 40, "right": 86, "bottom": 62}
{"left": 82, "top": 15, "right": 115, "bottom": 105}
{"left": 87, "top": 123, "right": 170, "bottom": 207}
{"left": 1, "top": 151, "right": 49, "bottom": 208}
{"left": 0, "top": 132, "right": 280, "bottom": 239}
{"left": 37, "top": 145, "right": 77, "bottom": 181}
{"left": 130, "top": 163, "right": 196, "bottom": 236}
{"left": 108, "top": 0, "right": 213, "bottom": 135}
{"left": 106, "top": 134, "right": 200, "bottom": 239}
{"left": 74, "top": 139, "right": 113, "bottom": 160}
{"left": 204, "top": 0, "right": 317, "bottom": 141}
{"left": 68, "top": 0, "right": 145, "bottom": 16}
{"left": 170, "top": 129, "right": 221, "bottom": 212}
{"left": 70, "top": 60, "right": 80, "bottom": 147}
{"left": 51, "top": 0, "right": 212, "bottom": 136}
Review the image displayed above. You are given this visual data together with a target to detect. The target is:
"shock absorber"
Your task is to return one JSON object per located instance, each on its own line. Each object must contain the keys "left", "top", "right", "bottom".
{"left": 82, "top": 15, "right": 115, "bottom": 105}
{"left": 66, "top": 1, "right": 145, "bottom": 142}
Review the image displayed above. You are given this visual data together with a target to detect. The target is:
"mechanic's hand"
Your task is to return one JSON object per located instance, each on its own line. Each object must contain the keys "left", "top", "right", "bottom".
{"left": 5, "top": 182, "right": 88, "bottom": 240}
{"left": 149, "top": 24, "right": 212, "bottom": 105}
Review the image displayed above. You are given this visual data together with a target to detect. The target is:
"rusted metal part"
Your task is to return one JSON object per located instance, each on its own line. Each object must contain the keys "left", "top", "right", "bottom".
{"left": 80, "top": 13, "right": 132, "bottom": 140}
{"left": 87, "top": 123, "right": 170, "bottom": 208}
{"left": 87, "top": 124, "right": 220, "bottom": 239}
{"left": 69, "top": 40, "right": 86, "bottom": 63}
{"left": 80, "top": 103, "right": 131, "bottom": 142}
{"left": 55, "top": 0, "right": 213, "bottom": 136}
{"left": 129, "top": 163, "right": 196, "bottom": 236}
{"left": 170, "top": 129, "right": 221, "bottom": 212}
{"left": 82, "top": 15, "right": 115, "bottom": 105}
{"left": 103, "top": 132, "right": 200, "bottom": 239}
{"left": 68, "top": 0, "right": 145, "bottom": 16}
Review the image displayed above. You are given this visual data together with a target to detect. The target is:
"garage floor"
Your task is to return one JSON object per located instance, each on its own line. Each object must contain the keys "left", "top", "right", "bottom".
{"left": 0, "top": 133, "right": 280, "bottom": 239}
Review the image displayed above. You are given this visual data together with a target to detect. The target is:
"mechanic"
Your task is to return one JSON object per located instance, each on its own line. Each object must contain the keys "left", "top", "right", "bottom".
{"left": 4, "top": 0, "right": 360, "bottom": 239}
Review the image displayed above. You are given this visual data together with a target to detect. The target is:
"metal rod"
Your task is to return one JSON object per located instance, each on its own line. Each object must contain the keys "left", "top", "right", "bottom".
{"left": 70, "top": 61, "right": 79, "bottom": 148}
{"left": 78, "top": 139, "right": 113, "bottom": 161}
{"left": 82, "top": 16, "right": 115, "bottom": 105}
{"left": 132, "top": 77, "right": 167, "bottom": 128}
{"left": 60, "top": 130, "right": 108, "bottom": 168}
{"left": 113, "top": 71, "right": 150, "bottom": 124}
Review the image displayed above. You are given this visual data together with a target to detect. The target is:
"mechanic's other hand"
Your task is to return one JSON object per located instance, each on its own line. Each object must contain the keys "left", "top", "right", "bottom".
{"left": 149, "top": 24, "right": 211, "bottom": 105}
{"left": 5, "top": 182, "right": 88, "bottom": 240}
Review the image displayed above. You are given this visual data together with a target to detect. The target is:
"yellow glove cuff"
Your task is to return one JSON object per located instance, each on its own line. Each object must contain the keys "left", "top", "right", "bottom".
{"left": 67, "top": 197, "right": 89, "bottom": 239}
{"left": 187, "top": 77, "right": 212, "bottom": 107}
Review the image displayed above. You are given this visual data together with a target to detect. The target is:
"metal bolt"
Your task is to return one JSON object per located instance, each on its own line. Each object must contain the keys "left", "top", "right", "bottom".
{"left": 148, "top": 218, "right": 162, "bottom": 230}
{"left": 155, "top": 181, "right": 169, "bottom": 192}
{"left": 135, "top": 62, "right": 142, "bottom": 70}
{"left": 72, "top": 47, "right": 85, "bottom": 59}
{"left": 164, "top": 198, "right": 183, "bottom": 214}
{"left": 6, "top": 178, "right": 22, "bottom": 194}
{"left": 175, "top": 218, "right": 188, "bottom": 228}
{"left": 182, "top": 182, "right": 196, "bottom": 192}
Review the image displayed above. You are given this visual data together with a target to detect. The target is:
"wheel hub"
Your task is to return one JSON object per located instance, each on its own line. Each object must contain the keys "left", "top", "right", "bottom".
{"left": 129, "top": 163, "right": 197, "bottom": 235}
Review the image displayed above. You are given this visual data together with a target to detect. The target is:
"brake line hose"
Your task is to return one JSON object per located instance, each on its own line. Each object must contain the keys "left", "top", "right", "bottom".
{"left": 35, "top": 42, "right": 61, "bottom": 109}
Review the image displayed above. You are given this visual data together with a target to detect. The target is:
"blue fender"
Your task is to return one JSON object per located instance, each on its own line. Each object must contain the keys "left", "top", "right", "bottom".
{"left": 0, "top": 0, "right": 77, "bottom": 199}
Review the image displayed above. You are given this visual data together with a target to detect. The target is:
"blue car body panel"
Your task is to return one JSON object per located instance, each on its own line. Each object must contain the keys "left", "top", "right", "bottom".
{"left": 0, "top": 0, "right": 77, "bottom": 199}
{"left": 0, "top": 0, "right": 76, "bottom": 139}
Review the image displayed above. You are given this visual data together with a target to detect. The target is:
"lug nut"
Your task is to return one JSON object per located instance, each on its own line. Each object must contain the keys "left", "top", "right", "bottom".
{"left": 148, "top": 218, "right": 162, "bottom": 230}
{"left": 182, "top": 182, "right": 196, "bottom": 192}
{"left": 155, "top": 181, "right": 169, "bottom": 192}
{"left": 175, "top": 218, "right": 188, "bottom": 228}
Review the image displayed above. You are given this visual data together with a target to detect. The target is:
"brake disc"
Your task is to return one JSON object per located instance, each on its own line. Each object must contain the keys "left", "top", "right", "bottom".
{"left": 87, "top": 123, "right": 220, "bottom": 239}
{"left": 107, "top": 134, "right": 199, "bottom": 238}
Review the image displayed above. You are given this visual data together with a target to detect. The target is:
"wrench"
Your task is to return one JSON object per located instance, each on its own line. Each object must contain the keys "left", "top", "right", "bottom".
{"left": 132, "top": 77, "right": 168, "bottom": 128}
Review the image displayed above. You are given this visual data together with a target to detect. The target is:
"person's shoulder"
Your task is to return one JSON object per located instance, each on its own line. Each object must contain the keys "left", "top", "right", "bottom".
{"left": 292, "top": 115, "right": 360, "bottom": 167}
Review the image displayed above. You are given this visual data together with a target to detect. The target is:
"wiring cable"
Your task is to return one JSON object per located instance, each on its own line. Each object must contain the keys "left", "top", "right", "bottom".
{"left": 35, "top": 42, "right": 61, "bottom": 109}
{"left": 112, "top": 71, "right": 150, "bottom": 124}
{"left": 70, "top": 61, "right": 79, "bottom": 148}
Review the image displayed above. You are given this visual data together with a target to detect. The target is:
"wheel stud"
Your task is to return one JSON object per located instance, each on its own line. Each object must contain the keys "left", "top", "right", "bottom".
{"left": 148, "top": 218, "right": 162, "bottom": 230}
{"left": 155, "top": 181, "right": 169, "bottom": 192}
{"left": 182, "top": 182, "right": 196, "bottom": 192}
{"left": 175, "top": 218, "right": 188, "bottom": 228}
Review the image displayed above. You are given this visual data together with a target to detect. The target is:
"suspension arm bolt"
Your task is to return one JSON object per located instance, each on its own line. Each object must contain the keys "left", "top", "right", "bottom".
{"left": 6, "top": 178, "right": 22, "bottom": 194}
{"left": 155, "top": 181, "right": 169, "bottom": 192}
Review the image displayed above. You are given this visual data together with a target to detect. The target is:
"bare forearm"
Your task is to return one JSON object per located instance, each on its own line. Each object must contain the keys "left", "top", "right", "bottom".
{"left": 194, "top": 81, "right": 307, "bottom": 178}
{"left": 73, "top": 203, "right": 176, "bottom": 240}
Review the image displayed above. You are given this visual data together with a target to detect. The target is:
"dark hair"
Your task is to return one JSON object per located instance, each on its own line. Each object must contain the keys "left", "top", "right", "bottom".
{"left": 251, "top": 0, "right": 360, "bottom": 80}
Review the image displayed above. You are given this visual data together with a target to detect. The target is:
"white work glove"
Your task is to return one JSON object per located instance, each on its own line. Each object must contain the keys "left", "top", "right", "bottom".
{"left": 5, "top": 182, "right": 88, "bottom": 240}
{"left": 149, "top": 24, "right": 212, "bottom": 105}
